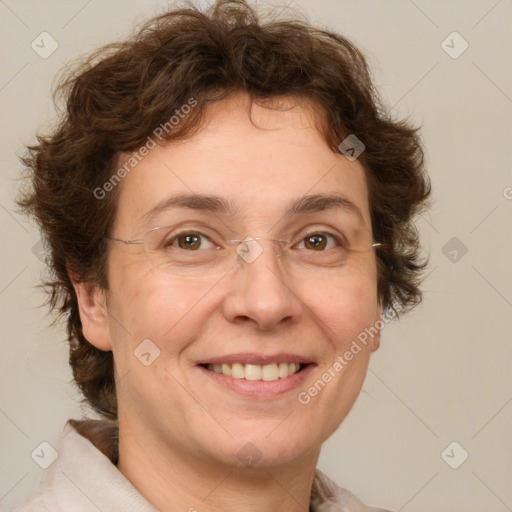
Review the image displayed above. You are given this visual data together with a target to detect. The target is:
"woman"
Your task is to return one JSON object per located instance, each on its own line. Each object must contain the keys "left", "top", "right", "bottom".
{"left": 13, "top": 1, "right": 430, "bottom": 510}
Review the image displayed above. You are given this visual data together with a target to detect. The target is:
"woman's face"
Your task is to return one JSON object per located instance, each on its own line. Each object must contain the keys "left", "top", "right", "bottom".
{"left": 81, "top": 92, "right": 381, "bottom": 470}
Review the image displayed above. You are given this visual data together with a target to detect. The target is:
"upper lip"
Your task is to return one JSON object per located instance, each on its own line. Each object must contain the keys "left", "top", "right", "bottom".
{"left": 196, "top": 353, "right": 315, "bottom": 366}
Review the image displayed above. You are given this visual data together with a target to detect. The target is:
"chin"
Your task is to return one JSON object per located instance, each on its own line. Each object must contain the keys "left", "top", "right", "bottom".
{"left": 205, "top": 426, "right": 322, "bottom": 470}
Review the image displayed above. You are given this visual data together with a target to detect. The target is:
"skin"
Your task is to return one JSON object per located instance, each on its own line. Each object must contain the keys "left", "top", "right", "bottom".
{"left": 73, "top": 91, "right": 382, "bottom": 512}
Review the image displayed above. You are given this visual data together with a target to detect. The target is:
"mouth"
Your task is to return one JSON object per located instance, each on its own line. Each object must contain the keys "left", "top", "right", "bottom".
{"left": 200, "top": 362, "right": 309, "bottom": 381}
{"left": 196, "top": 355, "right": 316, "bottom": 398}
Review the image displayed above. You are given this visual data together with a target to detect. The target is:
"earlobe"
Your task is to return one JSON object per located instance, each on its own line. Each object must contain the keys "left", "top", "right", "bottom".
{"left": 70, "top": 274, "right": 112, "bottom": 352}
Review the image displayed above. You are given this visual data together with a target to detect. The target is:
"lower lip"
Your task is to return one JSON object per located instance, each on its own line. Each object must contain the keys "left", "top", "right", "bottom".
{"left": 197, "top": 364, "right": 315, "bottom": 398}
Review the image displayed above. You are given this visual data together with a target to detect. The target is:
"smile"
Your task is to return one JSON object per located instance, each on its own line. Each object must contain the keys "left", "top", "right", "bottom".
{"left": 196, "top": 353, "right": 315, "bottom": 398}
{"left": 204, "top": 362, "right": 304, "bottom": 381}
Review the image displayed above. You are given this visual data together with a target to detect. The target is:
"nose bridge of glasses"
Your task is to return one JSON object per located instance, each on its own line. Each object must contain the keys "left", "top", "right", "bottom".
{"left": 227, "top": 236, "right": 289, "bottom": 265}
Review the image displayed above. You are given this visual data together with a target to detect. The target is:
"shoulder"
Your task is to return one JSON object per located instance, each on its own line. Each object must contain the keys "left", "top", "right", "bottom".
{"left": 10, "top": 419, "right": 157, "bottom": 512}
{"left": 9, "top": 420, "right": 115, "bottom": 512}
{"left": 10, "top": 492, "right": 51, "bottom": 512}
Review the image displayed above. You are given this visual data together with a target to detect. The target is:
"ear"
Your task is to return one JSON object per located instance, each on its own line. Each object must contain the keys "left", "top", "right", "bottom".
{"left": 370, "top": 302, "right": 383, "bottom": 353}
{"left": 70, "top": 272, "right": 112, "bottom": 352}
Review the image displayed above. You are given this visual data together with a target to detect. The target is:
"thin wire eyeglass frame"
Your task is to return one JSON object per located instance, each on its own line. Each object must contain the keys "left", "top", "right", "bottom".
{"left": 103, "top": 228, "right": 383, "bottom": 276}
{"left": 103, "top": 233, "right": 383, "bottom": 251}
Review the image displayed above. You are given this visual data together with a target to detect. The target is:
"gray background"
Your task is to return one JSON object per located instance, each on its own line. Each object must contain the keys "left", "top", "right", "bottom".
{"left": 1, "top": 1, "right": 511, "bottom": 511}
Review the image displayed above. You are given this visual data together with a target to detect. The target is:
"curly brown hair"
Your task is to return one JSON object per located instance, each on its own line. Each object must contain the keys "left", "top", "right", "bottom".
{"left": 18, "top": 0, "right": 431, "bottom": 421}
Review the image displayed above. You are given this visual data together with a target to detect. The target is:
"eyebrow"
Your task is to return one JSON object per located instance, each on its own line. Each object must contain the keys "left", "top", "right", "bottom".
{"left": 142, "top": 192, "right": 366, "bottom": 226}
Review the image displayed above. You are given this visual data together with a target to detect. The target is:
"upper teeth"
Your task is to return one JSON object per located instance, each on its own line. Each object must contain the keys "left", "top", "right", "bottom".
{"left": 206, "top": 362, "right": 302, "bottom": 381}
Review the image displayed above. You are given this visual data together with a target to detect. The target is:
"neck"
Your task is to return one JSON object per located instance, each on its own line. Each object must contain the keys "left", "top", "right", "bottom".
{"left": 116, "top": 419, "right": 319, "bottom": 512}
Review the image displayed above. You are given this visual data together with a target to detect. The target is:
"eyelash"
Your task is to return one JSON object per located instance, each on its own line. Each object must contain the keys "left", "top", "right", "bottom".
{"left": 166, "top": 230, "right": 345, "bottom": 251}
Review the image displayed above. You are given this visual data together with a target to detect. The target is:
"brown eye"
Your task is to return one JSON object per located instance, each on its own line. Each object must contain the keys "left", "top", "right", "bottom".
{"left": 177, "top": 234, "right": 201, "bottom": 250}
{"left": 299, "top": 232, "right": 340, "bottom": 251}
{"left": 170, "top": 232, "right": 215, "bottom": 251}
{"left": 304, "top": 234, "right": 328, "bottom": 250}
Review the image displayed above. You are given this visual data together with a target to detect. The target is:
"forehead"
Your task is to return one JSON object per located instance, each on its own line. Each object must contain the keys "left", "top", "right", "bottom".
{"left": 112, "top": 92, "right": 371, "bottom": 233}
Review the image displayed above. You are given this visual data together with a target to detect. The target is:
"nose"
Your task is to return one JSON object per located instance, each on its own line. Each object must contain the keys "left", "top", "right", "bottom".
{"left": 222, "top": 238, "right": 303, "bottom": 331}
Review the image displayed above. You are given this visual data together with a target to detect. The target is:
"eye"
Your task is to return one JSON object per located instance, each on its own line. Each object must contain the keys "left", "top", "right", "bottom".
{"left": 167, "top": 231, "right": 216, "bottom": 251}
{"left": 297, "top": 232, "right": 341, "bottom": 251}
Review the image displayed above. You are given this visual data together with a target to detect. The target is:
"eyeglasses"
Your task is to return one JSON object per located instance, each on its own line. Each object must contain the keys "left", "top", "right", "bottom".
{"left": 104, "top": 225, "right": 382, "bottom": 279}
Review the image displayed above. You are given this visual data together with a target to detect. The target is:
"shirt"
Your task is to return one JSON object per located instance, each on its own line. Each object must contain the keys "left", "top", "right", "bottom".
{"left": 11, "top": 419, "right": 393, "bottom": 512}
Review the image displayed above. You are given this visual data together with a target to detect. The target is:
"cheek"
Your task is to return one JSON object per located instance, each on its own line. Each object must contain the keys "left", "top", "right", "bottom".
{"left": 308, "top": 280, "right": 377, "bottom": 432}
{"left": 304, "top": 273, "right": 379, "bottom": 348}
{"left": 107, "top": 263, "right": 217, "bottom": 352}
